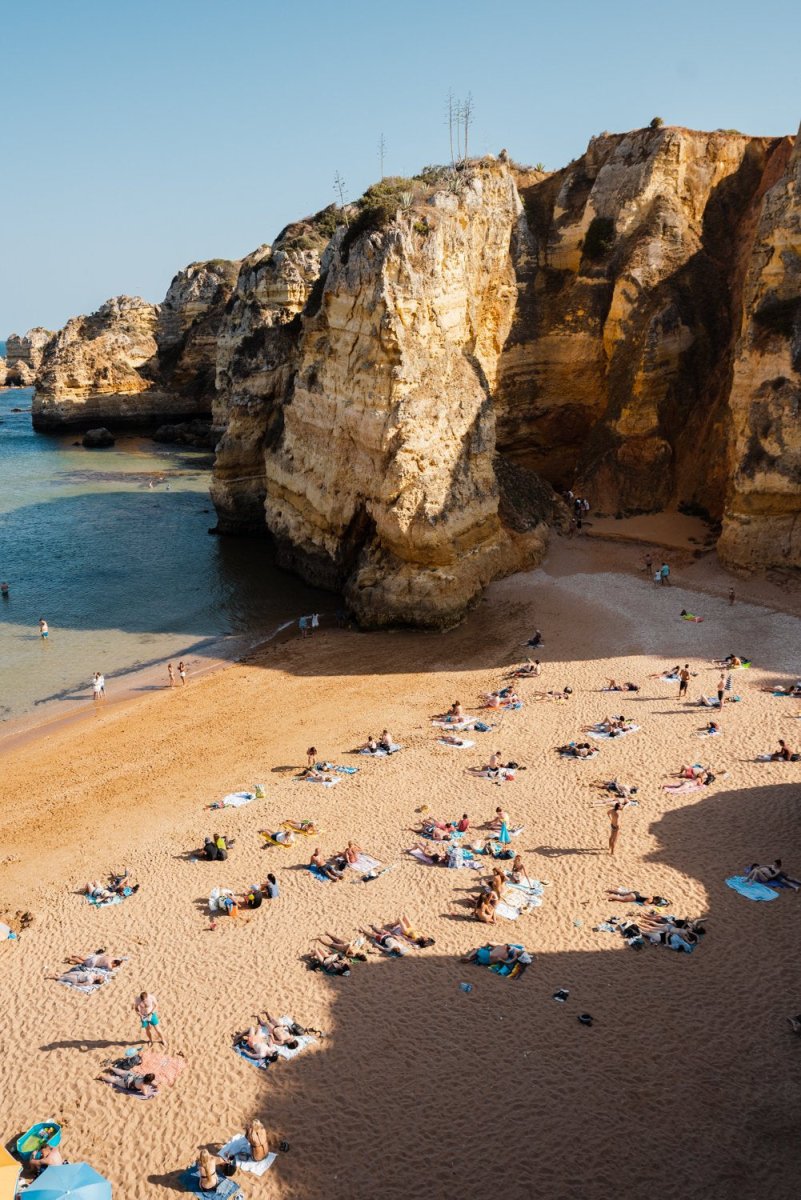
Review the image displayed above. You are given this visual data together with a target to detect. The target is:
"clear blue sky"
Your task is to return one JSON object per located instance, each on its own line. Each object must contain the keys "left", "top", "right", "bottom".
{"left": 2, "top": 0, "right": 799, "bottom": 335}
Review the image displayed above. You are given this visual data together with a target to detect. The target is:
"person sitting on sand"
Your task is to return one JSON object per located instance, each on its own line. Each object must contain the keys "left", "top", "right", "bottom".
{"left": 244, "top": 884, "right": 263, "bottom": 909}
{"left": 771, "top": 740, "right": 796, "bottom": 761}
{"left": 363, "top": 735, "right": 379, "bottom": 753}
{"left": 98, "top": 1066, "right": 159, "bottom": 1096}
{"left": 509, "top": 853, "right": 529, "bottom": 885}
{"left": 316, "top": 933, "right": 367, "bottom": 959}
{"left": 488, "top": 806, "right": 510, "bottom": 830}
{"left": 526, "top": 630, "right": 543, "bottom": 648}
{"left": 487, "top": 866, "right": 506, "bottom": 898}
{"left": 511, "top": 659, "right": 542, "bottom": 678}
{"left": 605, "top": 887, "right": 670, "bottom": 906}
{"left": 342, "top": 840, "right": 362, "bottom": 865}
{"left": 360, "top": 924, "right": 411, "bottom": 956}
{"left": 310, "top": 847, "right": 343, "bottom": 880}
{"left": 214, "top": 834, "right": 233, "bottom": 858}
{"left": 461, "top": 943, "right": 532, "bottom": 966}
{"left": 245, "top": 1119, "right": 270, "bottom": 1163}
{"left": 379, "top": 729, "right": 394, "bottom": 750}
{"left": 31, "top": 1144, "right": 65, "bottom": 1173}
{"left": 702, "top": 721, "right": 721, "bottom": 735}
{"left": 745, "top": 860, "right": 801, "bottom": 890}
{"left": 474, "top": 892, "right": 498, "bottom": 923}
{"left": 449, "top": 700, "right": 465, "bottom": 718}
{"left": 65, "top": 949, "right": 125, "bottom": 970}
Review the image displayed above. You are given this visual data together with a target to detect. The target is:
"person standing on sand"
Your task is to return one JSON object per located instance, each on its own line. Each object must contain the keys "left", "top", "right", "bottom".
{"left": 92, "top": 673, "right": 103, "bottom": 703}
{"left": 607, "top": 801, "right": 630, "bottom": 855}
{"left": 134, "top": 991, "right": 165, "bottom": 1046}
{"left": 39, "top": 618, "right": 48, "bottom": 639}
{"left": 678, "top": 665, "right": 690, "bottom": 699}
{"left": 660, "top": 562, "right": 671, "bottom": 586}
{"left": 717, "top": 674, "right": 726, "bottom": 708}
{"left": 644, "top": 552, "right": 653, "bottom": 576}
{"left": 729, "top": 587, "right": 735, "bottom": 606}
{"left": 167, "top": 662, "right": 175, "bottom": 687}
{"left": 178, "top": 661, "right": 187, "bottom": 686}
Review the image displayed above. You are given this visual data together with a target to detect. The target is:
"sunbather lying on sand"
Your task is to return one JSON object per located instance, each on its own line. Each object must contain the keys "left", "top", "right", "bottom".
{"left": 762, "top": 682, "right": 801, "bottom": 695}
{"left": 262, "top": 828, "right": 296, "bottom": 845}
{"left": 604, "top": 679, "right": 640, "bottom": 691}
{"left": 298, "top": 766, "right": 336, "bottom": 782}
{"left": 410, "top": 842, "right": 449, "bottom": 865}
{"left": 461, "top": 943, "right": 532, "bottom": 965}
{"left": 744, "top": 860, "right": 801, "bottom": 889}
{"left": 675, "top": 763, "right": 711, "bottom": 780}
{"left": 532, "top": 688, "right": 572, "bottom": 702}
{"left": 310, "top": 848, "right": 344, "bottom": 880}
{"left": 648, "top": 665, "right": 681, "bottom": 679}
{"left": 509, "top": 659, "right": 542, "bottom": 678}
{"left": 84, "top": 876, "right": 139, "bottom": 902}
{"left": 282, "top": 819, "right": 317, "bottom": 834}
{"left": 558, "top": 742, "right": 598, "bottom": 758}
{"left": 605, "top": 887, "right": 670, "bottom": 906}
{"left": 31, "top": 1145, "right": 65, "bottom": 1172}
{"left": 51, "top": 968, "right": 108, "bottom": 986}
{"left": 308, "top": 946, "right": 351, "bottom": 975}
{"left": 359, "top": 924, "right": 411, "bottom": 955}
{"left": 583, "top": 715, "right": 632, "bottom": 733}
{"left": 255, "top": 1011, "right": 299, "bottom": 1046}
{"left": 236, "top": 1027, "right": 278, "bottom": 1061}
{"left": 440, "top": 734, "right": 471, "bottom": 746}
{"left": 590, "top": 779, "right": 638, "bottom": 799}
{"left": 384, "top": 914, "right": 435, "bottom": 947}
{"left": 316, "top": 933, "right": 367, "bottom": 959}
{"left": 65, "top": 950, "right": 125, "bottom": 969}
{"left": 98, "top": 1066, "right": 158, "bottom": 1096}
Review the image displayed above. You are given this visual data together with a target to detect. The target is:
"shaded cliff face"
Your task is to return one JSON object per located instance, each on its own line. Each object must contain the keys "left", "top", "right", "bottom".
{"left": 718, "top": 126, "right": 801, "bottom": 572}
{"left": 498, "top": 127, "right": 789, "bottom": 518}
{"left": 33, "top": 263, "right": 238, "bottom": 430}
{"left": 210, "top": 244, "right": 322, "bottom": 532}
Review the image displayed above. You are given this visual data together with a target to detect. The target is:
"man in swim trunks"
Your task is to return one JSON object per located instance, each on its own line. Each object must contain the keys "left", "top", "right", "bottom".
{"left": 39, "top": 618, "right": 48, "bottom": 638}
{"left": 678, "top": 665, "right": 690, "bottom": 698}
{"left": 134, "top": 991, "right": 165, "bottom": 1046}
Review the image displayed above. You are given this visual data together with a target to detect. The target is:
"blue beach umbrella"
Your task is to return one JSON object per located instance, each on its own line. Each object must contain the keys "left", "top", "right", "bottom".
{"left": 26, "top": 1163, "right": 112, "bottom": 1199}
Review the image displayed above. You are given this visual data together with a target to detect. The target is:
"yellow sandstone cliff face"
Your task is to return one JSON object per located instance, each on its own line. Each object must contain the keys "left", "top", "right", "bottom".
{"left": 718, "top": 125, "right": 801, "bottom": 573}
{"left": 212, "top": 163, "right": 555, "bottom": 627}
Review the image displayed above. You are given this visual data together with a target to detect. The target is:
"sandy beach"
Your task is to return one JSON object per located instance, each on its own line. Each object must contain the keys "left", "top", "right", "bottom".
{"left": 2, "top": 532, "right": 801, "bottom": 1200}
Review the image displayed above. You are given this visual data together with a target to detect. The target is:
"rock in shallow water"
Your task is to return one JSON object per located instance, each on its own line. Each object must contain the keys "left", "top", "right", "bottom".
{"left": 82, "top": 427, "right": 115, "bottom": 448}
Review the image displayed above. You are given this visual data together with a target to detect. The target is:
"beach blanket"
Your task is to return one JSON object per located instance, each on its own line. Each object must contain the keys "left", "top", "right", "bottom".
{"left": 85, "top": 892, "right": 124, "bottom": 908}
{"left": 358, "top": 744, "right": 403, "bottom": 756}
{"left": 218, "top": 1135, "right": 277, "bottom": 1177}
{"left": 307, "top": 864, "right": 333, "bottom": 883}
{"left": 318, "top": 762, "right": 358, "bottom": 774}
{"left": 432, "top": 717, "right": 477, "bottom": 731}
{"left": 588, "top": 724, "right": 640, "bottom": 740}
{"left": 558, "top": 749, "right": 598, "bottom": 761}
{"left": 234, "top": 1020, "right": 316, "bottom": 1070}
{"left": 468, "top": 767, "right": 516, "bottom": 780}
{"left": 58, "top": 959, "right": 127, "bottom": 993}
{"left": 296, "top": 774, "right": 341, "bottom": 787}
{"left": 658, "top": 674, "right": 679, "bottom": 683}
{"left": 216, "top": 792, "right": 255, "bottom": 809}
{"left": 437, "top": 737, "right": 475, "bottom": 749}
{"left": 348, "top": 854, "right": 382, "bottom": 875}
{"left": 726, "top": 875, "right": 779, "bottom": 901}
{"left": 139, "top": 1050, "right": 186, "bottom": 1087}
{"left": 180, "top": 1167, "right": 244, "bottom": 1198}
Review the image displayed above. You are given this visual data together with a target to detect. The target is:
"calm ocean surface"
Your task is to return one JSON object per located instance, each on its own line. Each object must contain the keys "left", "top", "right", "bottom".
{"left": 0, "top": 385, "right": 330, "bottom": 723}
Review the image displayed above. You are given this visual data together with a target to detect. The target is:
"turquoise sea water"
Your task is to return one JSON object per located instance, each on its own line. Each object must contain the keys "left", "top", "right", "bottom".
{"left": 0, "top": 387, "right": 329, "bottom": 723}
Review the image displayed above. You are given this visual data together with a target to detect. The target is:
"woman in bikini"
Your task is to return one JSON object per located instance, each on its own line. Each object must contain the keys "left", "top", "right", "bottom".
{"left": 461, "top": 943, "right": 531, "bottom": 966}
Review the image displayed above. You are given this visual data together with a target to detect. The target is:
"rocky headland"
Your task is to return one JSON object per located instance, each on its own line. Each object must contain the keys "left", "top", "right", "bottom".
{"left": 26, "top": 121, "right": 801, "bottom": 624}
{"left": 1, "top": 327, "right": 54, "bottom": 387}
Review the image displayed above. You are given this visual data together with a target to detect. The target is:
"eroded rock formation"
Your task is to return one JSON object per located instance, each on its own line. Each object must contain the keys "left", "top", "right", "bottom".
{"left": 32, "top": 261, "right": 238, "bottom": 430}
{"left": 3, "top": 327, "right": 54, "bottom": 386}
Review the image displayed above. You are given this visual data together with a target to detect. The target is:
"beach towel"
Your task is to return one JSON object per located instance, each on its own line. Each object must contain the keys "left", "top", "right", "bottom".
{"left": 495, "top": 901, "right": 522, "bottom": 920}
{"left": 659, "top": 675, "right": 679, "bottom": 683}
{"left": 307, "top": 864, "right": 333, "bottom": 883}
{"left": 318, "top": 762, "right": 358, "bottom": 774}
{"left": 437, "top": 738, "right": 475, "bottom": 749}
{"left": 180, "top": 1167, "right": 244, "bottom": 1198}
{"left": 297, "top": 774, "right": 341, "bottom": 787}
{"left": 704, "top": 696, "right": 740, "bottom": 705}
{"left": 139, "top": 1050, "right": 186, "bottom": 1087}
{"left": 698, "top": 728, "right": 722, "bottom": 737}
{"left": 216, "top": 792, "right": 255, "bottom": 809}
{"left": 85, "top": 893, "right": 123, "bottom": 907}
{"left": 234, "top": 1020, "right": 316, "bottom": 1070}
{"left": 588, "top": 724, "right": 640, "bottom": 741}
{"left": 489, "top": 959, "right": 529, "bottom": 979}
{"left": 58, "top": 966, "right": 115, "bottom": 993}
{"left": 358, "top": 744, "right": 403, "bottom": 756}
{"left": 725, "top": 875, "right": 779, "bottom": 901}
{"left": 408, "top": 847, "right": 481, "bottom": 870}
{"left": 217, "top": 1135, "right": 277, "bottom": 1177}
{"left": 348, "top": 854, "right": 382, "bottom": 875}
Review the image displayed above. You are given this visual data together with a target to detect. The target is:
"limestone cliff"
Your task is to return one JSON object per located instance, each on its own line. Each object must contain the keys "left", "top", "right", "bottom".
{"left": 4, "top": 327, "right": 54, "bottom": 386}
{"left": 718, "top": 125, "right": 801, "bottom": 572}
{"left": 32, "top": 261, "right": 238, "bottom": 430}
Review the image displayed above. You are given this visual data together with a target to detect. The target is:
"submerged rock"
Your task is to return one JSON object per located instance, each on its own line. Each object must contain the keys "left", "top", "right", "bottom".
{"left": 82, "top": 427, "right": 115, "bottom": 448}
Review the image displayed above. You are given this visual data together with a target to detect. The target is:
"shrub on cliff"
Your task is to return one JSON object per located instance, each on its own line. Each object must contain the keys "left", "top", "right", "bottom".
{"left": 649, "top": 116, "right": 664, "bottom": 129}
{"left": 340, "top": 176, "right": 419, "bottom": 260}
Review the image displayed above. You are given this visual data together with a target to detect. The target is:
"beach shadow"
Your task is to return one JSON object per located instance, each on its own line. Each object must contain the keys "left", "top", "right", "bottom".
{"left": 146, "top": 1170, "right": 186, "bottom": 1194}
{"left": 532, "top": 845, "right": 602, "bottom": 857}
{"left": 40, "top": 1038, "right": 131, "bottom": 1052}
{"left": 225, "top": 780, "right": 801, "bottom": 1200}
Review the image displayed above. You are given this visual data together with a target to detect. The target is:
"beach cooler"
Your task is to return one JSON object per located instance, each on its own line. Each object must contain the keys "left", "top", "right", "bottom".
{"left": 0, "top": 1144, "right": 20, "bottom": 1200}
{"left": 15, "top": 1120, "right": 61, "bottom": 1161}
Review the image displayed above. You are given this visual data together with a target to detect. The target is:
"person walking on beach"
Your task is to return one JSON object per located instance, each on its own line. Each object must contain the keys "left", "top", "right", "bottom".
{"left": 39, "top": 618, "right": 49, "bottom": 639}
{"left": 92, "top": 673, "right": 104, "bottom": 703}
{"left": 660, "top": 562, "right": 671, "bottom": 586}
{"left": 134, "top": 991, "right": 165, "bottom": 1046}
{"left": 167, "top": 662, "right": 175, "bottom": 687}
{"left": 678, "top": 665, "right": 690, "bottom": 699}
{"left": 717, "top": 673, "right": 726, "bottom": 708}
{"left": 178, "top": 661, "right": 187, "bottom": 686}
{"left": 728, "top": 587, "right": 735, "bottom": 606}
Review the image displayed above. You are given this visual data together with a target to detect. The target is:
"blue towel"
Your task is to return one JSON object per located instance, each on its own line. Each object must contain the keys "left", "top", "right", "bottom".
{"left": 233, "top": 1043, "right": 272, "bottom": 1070}
{"left": 725, "top": 875, "right": 779, "bottom": 901}
{"left": 85, "top": 893, "right": 122, "bottom": 907}
{"left": 307, "top": 864, "right": 332, "bottom": 884}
